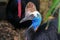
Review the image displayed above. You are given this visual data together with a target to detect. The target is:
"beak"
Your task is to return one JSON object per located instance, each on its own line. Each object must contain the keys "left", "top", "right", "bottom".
{"left": 20, "top": 17, "right": 28, "bottom": 23}
{"left": 20, "top": 14, "right": 34, "bottom": 23}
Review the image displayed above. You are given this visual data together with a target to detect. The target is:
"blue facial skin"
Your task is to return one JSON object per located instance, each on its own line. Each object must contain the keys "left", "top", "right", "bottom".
{"left": 31, "top": 15, "right": 42, "bottom": 31}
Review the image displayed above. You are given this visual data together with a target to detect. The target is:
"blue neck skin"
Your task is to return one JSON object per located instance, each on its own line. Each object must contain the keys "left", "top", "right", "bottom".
{"left": 31, "top": 16, "right": 42, "bottom": 31}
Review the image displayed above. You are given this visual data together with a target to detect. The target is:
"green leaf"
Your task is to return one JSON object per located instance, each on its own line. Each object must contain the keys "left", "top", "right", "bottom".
{"left": 45, "top": 0, "right": 60, "bottom": 21}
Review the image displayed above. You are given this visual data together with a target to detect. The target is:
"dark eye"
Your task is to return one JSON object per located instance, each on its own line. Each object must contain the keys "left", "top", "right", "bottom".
{"left": 37, "top": 14, "right": 40, "bottom": 17}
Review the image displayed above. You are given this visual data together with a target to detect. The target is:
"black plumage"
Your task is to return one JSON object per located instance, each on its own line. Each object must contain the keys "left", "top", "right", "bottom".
{"left": 25, "top": 18, "right": 58, "bottom": 40}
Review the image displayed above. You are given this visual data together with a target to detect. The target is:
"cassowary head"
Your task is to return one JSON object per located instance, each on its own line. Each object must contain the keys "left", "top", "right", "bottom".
{"left": 20, "top": 2, "right": 37, "bottom": 23}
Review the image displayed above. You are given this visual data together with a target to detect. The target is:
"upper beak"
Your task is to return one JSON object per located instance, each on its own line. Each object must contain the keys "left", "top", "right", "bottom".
{"left": 20, "top": 17, "right": 27, "bottom": 23}
{"left": 20, "top": 14, "right": 34, "bottom": 23}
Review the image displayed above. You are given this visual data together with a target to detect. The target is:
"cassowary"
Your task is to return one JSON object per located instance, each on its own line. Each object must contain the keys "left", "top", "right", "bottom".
{"left": 20, "top": 2, "right": 42, "bottom": 40}
{"left": 6, "top": 0, "right": 40, "bottom": 29}
{"left": 20, "top": 3, "right": 58, "bottom": 39}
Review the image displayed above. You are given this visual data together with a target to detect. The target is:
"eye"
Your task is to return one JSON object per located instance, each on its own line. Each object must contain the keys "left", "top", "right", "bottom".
{"left": 37, "top": 14, "right": 40, "bottom": 17}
